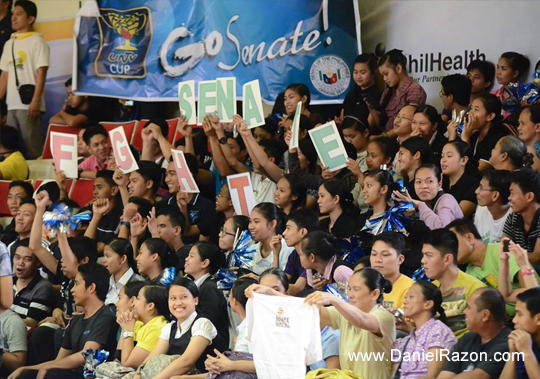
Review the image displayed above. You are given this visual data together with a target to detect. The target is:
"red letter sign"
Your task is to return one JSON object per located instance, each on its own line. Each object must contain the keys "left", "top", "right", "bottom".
{"left": 227, "top": 172, "right": 257, "bottom": 216}
{"left": 50, "top": 132, "right": 78, "bottom": 178}
{"left": 171, "top": 149, "right": 200, "bottom": 193}
{"left": 110, "top": 126, "right": 139, "bottom": 173}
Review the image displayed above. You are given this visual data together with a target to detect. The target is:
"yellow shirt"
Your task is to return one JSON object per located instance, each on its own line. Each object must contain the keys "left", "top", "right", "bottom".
{"left": 434, "top": 270, "right": 485, "bottom": 339}
{"left": 383, "top": 274, "right": 415, "bottom": 310}
{"left": 133, "top": 315, "right": 168, "bottom": 352}
{"left": 0, "top": 151, "right": 28, "bottom": 180}
{"left": 328, "top": 304, "right": 395, "bottom": 379}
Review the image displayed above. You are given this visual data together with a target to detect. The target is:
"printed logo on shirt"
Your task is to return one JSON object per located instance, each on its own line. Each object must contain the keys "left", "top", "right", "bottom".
{"left": 83, "top": 329, "right": 91, "bottom": 335}
{"left": 310, "top": 55, "right": 350, "bottom": 97}
{"left": 275, "top": 307, "right": 290, "bottom": 328}
{"left": 95, "top": 7, "right": 152, "bottom": 79}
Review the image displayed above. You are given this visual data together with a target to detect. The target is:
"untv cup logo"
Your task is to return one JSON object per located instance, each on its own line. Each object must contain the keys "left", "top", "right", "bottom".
{"left": 310, "top": 56, "right": 351, "bottom": 97}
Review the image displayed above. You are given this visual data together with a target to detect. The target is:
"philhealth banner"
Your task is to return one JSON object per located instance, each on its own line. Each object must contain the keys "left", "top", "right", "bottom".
{"left": 74, "top": 0, "right": 361, "bottom": 104}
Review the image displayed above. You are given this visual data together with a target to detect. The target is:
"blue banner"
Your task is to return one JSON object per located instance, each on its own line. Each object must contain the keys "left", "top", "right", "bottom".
{"left": 75, "top": 0, "right": 361, "bottom": 104}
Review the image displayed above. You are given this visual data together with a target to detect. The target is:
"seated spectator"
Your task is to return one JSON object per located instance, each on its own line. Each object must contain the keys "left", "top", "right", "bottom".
{"left": 457, "top": 93, "right": 508, "bottom": 172}
{"left": 318, "top": 179, "right": 358, "bottom": 239}
{"left": 84, "top": 170, "right": 123, "bottom": 251}
{"left": 0, "top": 125, "right": 28, "bottom": 180}
{"left": 377, "top": 49, "right": 427, "bottom": 132}
{"left": 474, "top": 170, "right": 512, "bottom": 243}
{"left": 115, "top": 161, "right": 161, "bottom": 206}
{"left": 134, "top": 277, "right": 217, "bottom": 378}
{"left": 502, "top": 169, "right": 540, "bottom": 265}
{"left": 0, "top": 307, "right": 28, "bottom": 376}
{"left": 117, "top": 196, "right": 152, "bottom": 244}
{"left": 135, "top": 238, "right": 178, "bottom": 284}
{"left": 10, "top": 263, "right": 118, "bottom": 379}
{"left": 76, "top": 129, "right": 90, "bottom": 162}
{"left": 156, "top": 159, "right": 219, "bottom": 244}
{"left": 7, "top": 198, "right": 36, "bottom": 258}
{"left": 0, "top": 240, "right": 16, "bottom": 373}
{"left": 341, "top": 114, "right": 371, "bottom": 172}
{"left": 102, "top": 238, "right": 143, "bottom": 307}
{"left": 2, "top": 181, "right": 33, "bottom": 246}
{"left": 305, "top": 268, "right": 396, "bottom": 379}
{"left": 283, "top": 209, "right": 319, "bottom": 296}
{"left": 147, "top": 209, "right": 190, "bottom": 272}
{"left": 391, "top": 105, "right": 417, "bottom": 142}
{"left": 391, "top": 281, "right": 457, "bottom": 379}
{"left": 115, "top": 284, "right": 169, "bottom": 368}
{"left": 467, "top": 59, "right": 495, "bottom": 103}
{"left": 492, "top": 52, "right": 530, "bottom": 119}
{"left": 215, "top": 184, "right": 234, "bottom": 223}
{"left": 349, "top": 138, "right": 399, "bottom": 213}
{"left": 448, "top": 219, "right": 538, "bottom": 316}
{"left": 411, "top": 105, "right": 447, "bottom": 163}
{"left": 340, "top": 53, "right": 382, "bottom": 130}
{"left": 517, "top": 105, "right": 540, "bottom": 172}
{"left": 440, "top": 74, "right": 472, "bottom": 123}
{"left": 247, "top": 202, "right": 293, "bottom": 274}
{"left": 251, "top": 116, "right": 278, "bottom": 144}
{"left": 437, "top": 288, "right": 511, "bottom": 379}
{"left": 421, "top": 229, "right": 485, "bottom": 338}
{"left": 282, "top": 83, "right": 323, "bottom": 128}
{"left": 299, "top": 231, "right": 354, "bottom": 290}
{"left": 184, "top": 241, "right": 229, "bottom": 352}
{"left": 441, "top": 140, "right": 480, "bottom": 218}
{"left": 396, "top": 136, "right": 432, "bottom": 199}
{"left": 370, "top": 232, "right": 414, "bottom": 311}
{"left": 78, "top": 125, "right": 111, "bottom": 179}
{"left": 500, "top": 287, "right": 540, "bottom": 379}
{"left": 490, "top": 136, "right": 533, "bottom": 171}
{"left": 11, "top": 239, "right": 54, "bottom": 328}
{"left": 49, "top": 78, "right": 102, "bottom": 127}
{"left": 273, "top": 173, "right": 306, "bottom": 216}
{"left": 394, "top": 164, "right": 463, "bottom": 229}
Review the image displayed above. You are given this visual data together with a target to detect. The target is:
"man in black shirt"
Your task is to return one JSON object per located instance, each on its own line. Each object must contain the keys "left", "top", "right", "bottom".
{"left": 438, "top": 288, "right": 510, "bottom": 379}
{"left": 12, "top": 263, "right": 117, "bottom": 379}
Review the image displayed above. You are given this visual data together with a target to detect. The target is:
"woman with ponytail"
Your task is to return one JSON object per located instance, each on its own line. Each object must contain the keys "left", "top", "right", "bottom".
{"left": 299, "top": 231, "right": 354, "bottom": 290}
{"left": 305, "top": 268, "right": 396, "bottom": 379}
{"left": 184, "top": 241, "right": 229, "bottom": 353}
{"left": 318, "top": 179, "right": 358, "bottom": 239}
{"left": 391, "top": 281, "right": 457, "bottom": 379}
{"left": 135, "top": 238, "right": 178, "bottom": 284}
{"left": 489, "top": 135, "right": 534, "bottom": 171}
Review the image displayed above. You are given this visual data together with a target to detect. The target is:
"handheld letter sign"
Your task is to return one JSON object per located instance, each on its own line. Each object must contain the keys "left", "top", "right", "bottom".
{"left": 197, "top": 80, "right": 217, "bottom": 125}
{"left": 308, "top": 121, "right": 348, "bottom": 172}
{"left": 178, "top": 80, "right": 197, "bottom": 125}
{"left": 50, "top": 132, "right": 78, "bottom": 178}
{"left": 290, "top": 101, "right": 302, "bottom": 149}
{"left": 242, "top": 80, "right": 265, "bottom": 129}
{"left": 110, "top": 126, "right": 139, "bottom": 174}
{"left": 227, "top": 172, "right": 257, "bottom": 216}
{"left": 171, "top": 149, "right": 200, "bottom": 193}
{"left": 216, "top": 77, "right": 236, "bottom": 123}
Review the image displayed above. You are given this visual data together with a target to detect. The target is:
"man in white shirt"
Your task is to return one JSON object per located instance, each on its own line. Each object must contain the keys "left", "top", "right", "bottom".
{"left": 474, "top": 169, "right": 512, "bottom": 243}
{"left": 0, "top": 0, "right": 49, "bottom": 159}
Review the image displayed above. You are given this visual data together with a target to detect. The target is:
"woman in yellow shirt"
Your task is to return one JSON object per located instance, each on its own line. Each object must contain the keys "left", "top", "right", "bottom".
{"left": 305, "top": 268, "right": 396, "bottom": 379}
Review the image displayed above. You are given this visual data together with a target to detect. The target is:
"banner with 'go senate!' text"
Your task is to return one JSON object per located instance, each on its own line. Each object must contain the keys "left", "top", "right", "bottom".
{"left": 74, "top": 0, "right": 361, "bottom": 104}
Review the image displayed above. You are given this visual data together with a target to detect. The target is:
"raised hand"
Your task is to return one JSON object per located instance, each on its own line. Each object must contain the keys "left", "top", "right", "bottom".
{"left": 113, "top": 168, "right": 128, "bottom": 187}
{"left": 130, "top": 213, "right": 148, "bottom": 238}
{"left": 35, "top": 190, "right": 50, "bottom": 210}
{"left": 147, "top": 206, "right": 158, "bottom": 237}
{"left": 92, "top": 198, "right": 111, "bottom": 217}
{"left": 177, "top": 115, "right": 192, "bottom": 137}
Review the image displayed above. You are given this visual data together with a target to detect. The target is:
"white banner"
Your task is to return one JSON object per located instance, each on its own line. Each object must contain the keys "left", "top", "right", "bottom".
{"left": 359, "top": 0, "right": 538, "bottom": 111}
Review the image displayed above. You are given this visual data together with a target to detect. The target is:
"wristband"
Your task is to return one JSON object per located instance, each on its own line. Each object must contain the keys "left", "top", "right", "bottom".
{"left": 120, "top": 221, "right": 130, "bottom": 227}
{"left": 520, "top": 268, "right": 535, "bottom": 276}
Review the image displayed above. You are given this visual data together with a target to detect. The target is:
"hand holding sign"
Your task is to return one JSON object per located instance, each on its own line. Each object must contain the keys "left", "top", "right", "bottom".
{"left": 171, "top": 149, "right": 200, "bottom": 193}
{"left": 308, "top": 120, "right": 348, "bottom": 172}
{"left": 110, "top": 126, "right": 139, "bottom": 174}
{"left": 50, "top": 132, "right": 78, "bottom": 178}
{"left": 227, "top": 172, "right": 257, "bottom": 216}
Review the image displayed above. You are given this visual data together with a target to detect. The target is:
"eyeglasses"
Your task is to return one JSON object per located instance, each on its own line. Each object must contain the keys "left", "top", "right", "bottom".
{"left": 477, "top": 185, "right": 496, "bottom": 192}
{"left": 216, "top": 193, "right": 231, "bottom": 199}
{"left": 439, "top": 90, "right": 446, "bottom": 98}
{"left": 395, "top": 114, "right": 412, "bottom": 122}
{"left": 219, "top": 227, "right": 235, "bottom": 237}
